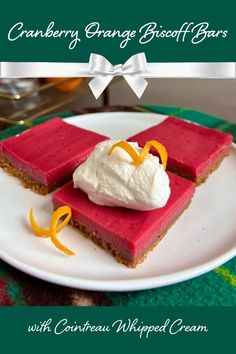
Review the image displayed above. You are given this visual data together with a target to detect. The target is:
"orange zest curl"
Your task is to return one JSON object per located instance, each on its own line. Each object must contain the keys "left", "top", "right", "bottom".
{"left": 49, "top": 206, "right": 74, "bottom": 256}
{"left": 29, "top": 206, "right": 74, "bottom": 256}
{"left": 30, "top": 208, "right": 50, "bottom": 238}
{"left": 140, "top": 140, "right": 168, "bottom": 170}
{"left": 109, "top": 140, "right": 168, "bottom": 169}
{"left": 109, "top": 141, "right": 142, "bottom": 166}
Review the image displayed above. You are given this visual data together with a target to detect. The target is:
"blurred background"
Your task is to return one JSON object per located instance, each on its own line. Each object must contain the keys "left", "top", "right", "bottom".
{"left": 0, "top": 78, "right": 235, "bottom": 129}
{"left": 82, "top": 79, "right": 236, "bottom": 122}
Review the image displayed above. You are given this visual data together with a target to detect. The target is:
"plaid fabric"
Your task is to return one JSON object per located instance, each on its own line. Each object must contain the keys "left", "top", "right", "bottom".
{"left": 0, "top": 105, "right": 235, "bottom": 306}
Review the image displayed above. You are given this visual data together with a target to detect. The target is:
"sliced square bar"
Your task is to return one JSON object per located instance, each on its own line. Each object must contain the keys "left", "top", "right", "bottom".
{"left": 128, "top": 117, "right": 233, "bottom": 184}
{"left": 52, "top": 172, "right": 195, "bottom": 267}
{"left": 0, "top": 118, "right": 108, "bottom": 194}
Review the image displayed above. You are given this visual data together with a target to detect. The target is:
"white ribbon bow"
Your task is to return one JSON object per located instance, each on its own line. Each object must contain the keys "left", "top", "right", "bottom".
{"left": 89, "top": 52, "right": 148, "bottom": 99}
{"left": 0, "top": 60, "right": 235, "bottom": 100}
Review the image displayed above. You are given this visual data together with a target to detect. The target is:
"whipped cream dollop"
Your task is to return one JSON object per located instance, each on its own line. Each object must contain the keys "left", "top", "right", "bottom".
{"left": 73, "top": 140, "right": 171, "bottom": 211}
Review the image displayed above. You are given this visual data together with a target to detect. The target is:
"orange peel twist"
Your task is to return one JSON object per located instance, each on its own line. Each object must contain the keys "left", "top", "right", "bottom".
{"left": 29, "top": 206, "right": 74, "bottom": 256}
{"left": 109, "top": 140, "right": 168, "bottom": 169}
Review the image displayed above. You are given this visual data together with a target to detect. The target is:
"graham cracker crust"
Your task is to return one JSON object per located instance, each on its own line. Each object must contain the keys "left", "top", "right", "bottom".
{"left": 168, "top": 149, "right": 230, "bottom": 186}
{"left": 70, "top": 199, "right": 192, "bottom": 268}
{"left": 0, "top": 154, "right": 57, "bottom": 195}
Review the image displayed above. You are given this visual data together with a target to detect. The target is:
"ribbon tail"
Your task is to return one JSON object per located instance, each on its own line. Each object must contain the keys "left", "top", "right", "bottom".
{"left": 89, "top": 75, "right": 113, "bottom": 99}
{"left": 123, "top": 75, "right": 148, "bottom": 98}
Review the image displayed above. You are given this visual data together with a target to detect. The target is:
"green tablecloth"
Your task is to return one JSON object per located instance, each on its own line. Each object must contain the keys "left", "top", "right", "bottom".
{"left": 0, "top": 105, "right": 235, "bottom": 306}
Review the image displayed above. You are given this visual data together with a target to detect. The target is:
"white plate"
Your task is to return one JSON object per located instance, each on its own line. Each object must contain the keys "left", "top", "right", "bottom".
{"left": 0, "top": 112, "right": 236, "bottom": 292}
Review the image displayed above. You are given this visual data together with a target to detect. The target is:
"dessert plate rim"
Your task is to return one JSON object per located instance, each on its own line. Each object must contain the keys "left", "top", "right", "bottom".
{"left": 0, "top": 244, "right": 235, "bottom": 291}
